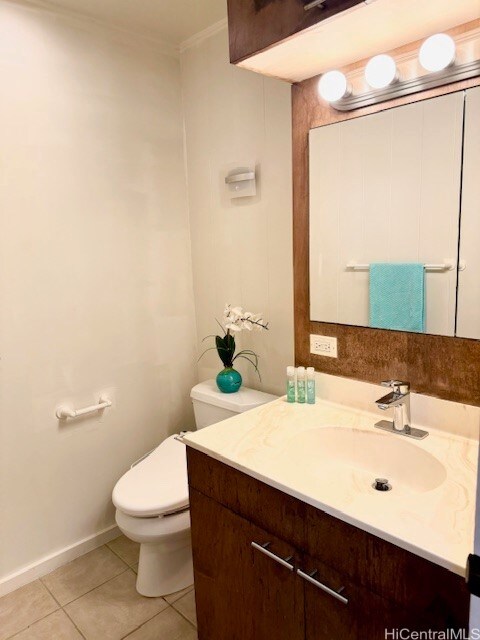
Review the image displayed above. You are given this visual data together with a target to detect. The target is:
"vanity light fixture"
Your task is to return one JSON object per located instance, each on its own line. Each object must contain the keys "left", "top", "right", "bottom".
{"left": 364, "top": 54, "right": 398, "bottom": 89}
{"left": 419, "top": 33, "right": 456, "bottom": 72}
{"left": 318, "top": 70, "right": 350, "bottom": 103}
{"left": 319, "top": 32, "right": 480, "bottom": 112}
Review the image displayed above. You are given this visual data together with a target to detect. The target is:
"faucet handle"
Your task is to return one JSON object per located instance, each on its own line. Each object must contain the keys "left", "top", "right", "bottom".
{"left": 380, "top": 380, "right": 410, "bottom": 394}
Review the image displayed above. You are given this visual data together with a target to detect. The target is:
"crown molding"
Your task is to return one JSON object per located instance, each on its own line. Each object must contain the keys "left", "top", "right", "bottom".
{"left": 180, "top": 18, "right": 228, "bottom": 53}
{"left": 3, "top": 0, "right": 180, "bottom": 57}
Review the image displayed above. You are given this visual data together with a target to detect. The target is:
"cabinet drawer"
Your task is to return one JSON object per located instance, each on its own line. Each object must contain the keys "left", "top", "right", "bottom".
{"left": 227, "top": 0, "right": 364, "bottom": 64}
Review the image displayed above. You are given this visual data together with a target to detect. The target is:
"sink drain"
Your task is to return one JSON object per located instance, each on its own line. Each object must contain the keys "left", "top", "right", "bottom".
{"left": 373, "top": 478, "right": 392, "bottom": 492}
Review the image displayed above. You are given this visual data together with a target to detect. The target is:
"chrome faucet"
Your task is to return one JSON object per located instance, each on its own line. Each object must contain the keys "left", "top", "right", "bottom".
{"left": 374, "top": 380, "right": 428, "bottom": 440}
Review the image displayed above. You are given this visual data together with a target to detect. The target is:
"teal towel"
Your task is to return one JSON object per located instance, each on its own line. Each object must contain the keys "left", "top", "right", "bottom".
{"left": 369, "top": 263, "right": 425, "bottom": 333}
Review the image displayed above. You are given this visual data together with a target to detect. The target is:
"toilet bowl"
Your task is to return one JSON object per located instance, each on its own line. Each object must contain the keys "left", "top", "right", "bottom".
{"left": 115, "top": 509, "right": 192, "bottom": 597}
{"left": 112, "top": 380, "right": 277, "bottom": 597}
{"left": 112, "top": 434, "right": 192, "bottom": 597}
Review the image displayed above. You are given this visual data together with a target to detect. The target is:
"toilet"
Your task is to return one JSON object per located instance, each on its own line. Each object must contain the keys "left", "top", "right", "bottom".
{"left": 112, "top": 380, "right": 277, "bottom": 597}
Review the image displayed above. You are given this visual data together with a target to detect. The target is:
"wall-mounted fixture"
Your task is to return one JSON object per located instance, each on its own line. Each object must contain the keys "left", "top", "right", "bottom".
{"left": 318, "top": 70, "right": 350, "bottom": 102}
{"left": 364, "top": 54, "right": 398, "bottom": 89}
{"left": 419, "top": 33, "right": 456, "bottom": 72}
{"left": 318, "top": 32, "right": 480, "bottom": 111}
{"left": 225, "top": 166, "right": 256, "bottom": 199}
{"left": 56, "top": 396, "right": 112, "bottom": 420}
{"left": 303, "top": 0, "right": 325, "bottom": 10}
{"left": 345, "top": 260, "right": 466, "bottom": 272}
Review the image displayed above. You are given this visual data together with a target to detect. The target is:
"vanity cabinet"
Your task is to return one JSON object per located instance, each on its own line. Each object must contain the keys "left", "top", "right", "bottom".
{"left": 227, "top": 0, "right": 364, "bottom": 64}
{"left": 187, "top": 448, "right": 470, "bottom": 640}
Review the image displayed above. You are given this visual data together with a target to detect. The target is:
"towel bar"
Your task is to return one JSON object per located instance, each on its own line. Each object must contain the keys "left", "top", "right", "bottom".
{"left": 346, "top": 260, "right": 466, "bottom": 272}
{"left": 56, "top": 397, "right": 111, "bottom": 420}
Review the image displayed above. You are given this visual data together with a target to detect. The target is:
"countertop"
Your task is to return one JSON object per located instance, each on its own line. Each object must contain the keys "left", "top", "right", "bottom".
{"left": 183, "top": 397, "right": 478, "bottom": 576}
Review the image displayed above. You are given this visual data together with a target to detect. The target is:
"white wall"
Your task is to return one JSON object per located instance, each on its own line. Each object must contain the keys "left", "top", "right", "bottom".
{"left": 0, "top": 1, "right": 197, "bottom": 584}
{"left": 309, "top": 92, "right": 464, "bottom": 337}
{"left": 181, "top": 27, "right": 294, "bottom": 396}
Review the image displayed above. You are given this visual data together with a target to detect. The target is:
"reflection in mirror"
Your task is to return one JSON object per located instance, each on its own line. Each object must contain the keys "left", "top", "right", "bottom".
{"left": 457, "top": 86, "right": 480, "bottom": 340}
{"left": 309, "top": 91, "right": 467, "bottom": 337}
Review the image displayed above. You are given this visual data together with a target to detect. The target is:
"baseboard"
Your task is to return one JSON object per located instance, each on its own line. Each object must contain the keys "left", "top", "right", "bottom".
{"left": 0, "top": 524, "right": 121, "bottom": 598}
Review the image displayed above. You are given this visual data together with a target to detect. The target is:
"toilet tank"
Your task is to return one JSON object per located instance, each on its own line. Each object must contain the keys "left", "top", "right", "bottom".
{"left": 190, "top": 380, "right": 278, "bottom": 429}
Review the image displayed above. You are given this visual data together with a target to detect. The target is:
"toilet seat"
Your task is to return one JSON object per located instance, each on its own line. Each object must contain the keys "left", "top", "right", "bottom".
{"left": 115, "top": 508, "right": 191, "bottom": 544}
{"left": 112, "top": 434, "right": 189, "bottom": 518}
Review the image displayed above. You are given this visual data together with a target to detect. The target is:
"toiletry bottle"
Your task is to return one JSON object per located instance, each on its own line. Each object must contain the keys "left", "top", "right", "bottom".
{"left": 297, "top": 367, "right": 306, "bottom": 403}
{"left": 287, "top": 366, "right": 296, "bottom": 403}
{"left": 307, "top": 367, "right": 316, "bottom": 404}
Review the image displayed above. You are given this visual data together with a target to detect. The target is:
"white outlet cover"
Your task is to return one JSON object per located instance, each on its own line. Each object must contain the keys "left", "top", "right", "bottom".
{"left": 310, "top": 334, "right": 338, "bottom": 358}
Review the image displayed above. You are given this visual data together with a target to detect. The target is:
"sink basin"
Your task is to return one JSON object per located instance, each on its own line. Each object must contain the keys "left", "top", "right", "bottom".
{"left": 266, "top": 427, "right": 447, "bottom": 497}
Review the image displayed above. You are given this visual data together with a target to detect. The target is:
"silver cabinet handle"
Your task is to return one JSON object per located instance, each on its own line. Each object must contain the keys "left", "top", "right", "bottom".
{"left": 251, "top": 542, "right": 294, "bottom": 571}
{"left": 297, "top": 569, "right": 348, "bottom": 604}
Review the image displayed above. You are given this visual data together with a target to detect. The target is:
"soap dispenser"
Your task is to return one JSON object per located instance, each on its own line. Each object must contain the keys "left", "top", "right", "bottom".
{"left": 297, "top": 367, "right": 306, "bottom": 404}
{"left": 306, "top": 367, "right": 316, "bottom": 404}
{"left": 286, "top": 366, "right": 296, "bottom": 403}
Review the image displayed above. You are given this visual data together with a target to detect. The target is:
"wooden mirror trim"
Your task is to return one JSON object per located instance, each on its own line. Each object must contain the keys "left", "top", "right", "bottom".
{"left": 292, "top": 29, "right": 480, "bottom": 406}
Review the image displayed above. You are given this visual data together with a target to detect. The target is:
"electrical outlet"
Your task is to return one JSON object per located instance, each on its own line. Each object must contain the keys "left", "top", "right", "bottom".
{"left": 310, "top": 334, "right": 338, "bottom": 358}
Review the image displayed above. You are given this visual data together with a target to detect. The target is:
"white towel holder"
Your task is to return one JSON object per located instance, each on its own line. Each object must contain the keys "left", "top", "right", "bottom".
{"left": 345, "top": 260, "right": 466, "bottom": 272}
{"left": 56, "top": 397, "right": 112, "bottom": 420}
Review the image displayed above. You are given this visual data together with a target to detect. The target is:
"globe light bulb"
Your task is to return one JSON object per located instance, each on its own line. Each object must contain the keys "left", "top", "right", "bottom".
{"left": 419, "top": 34, "right": 456, "bottom": 72}
{"left": 364, "top": 54, "right": 398, "bottom": 89}
{"left": 318, "top": 70, "right": 349, "bottom": 103}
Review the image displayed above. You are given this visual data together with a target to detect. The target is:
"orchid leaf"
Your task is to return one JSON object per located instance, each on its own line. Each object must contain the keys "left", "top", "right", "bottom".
{"left": 197, "top": 346, "right": 219, "bottom": 362}
{"left": 215, "top": 318, "right": 226, "bottom": 335}
{"left": 235, "top": 354, "right": 262, "bottom": 381}
{"left": 216, "top": 335, "right": 234, "bottom": 367}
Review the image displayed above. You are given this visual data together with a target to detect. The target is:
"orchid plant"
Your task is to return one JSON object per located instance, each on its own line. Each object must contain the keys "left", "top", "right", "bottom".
{"left": 199, "top": 304, "right": 269, "bottom": 380}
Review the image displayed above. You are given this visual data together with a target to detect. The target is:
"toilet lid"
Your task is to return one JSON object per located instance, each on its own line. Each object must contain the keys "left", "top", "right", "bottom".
{"left": 112, "top": 434, "right": 189, "bottom": 518}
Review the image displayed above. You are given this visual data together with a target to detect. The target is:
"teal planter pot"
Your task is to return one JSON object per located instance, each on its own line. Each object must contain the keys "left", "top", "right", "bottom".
{"left": 216, "top": 368, "right": 242, "bottom": 393}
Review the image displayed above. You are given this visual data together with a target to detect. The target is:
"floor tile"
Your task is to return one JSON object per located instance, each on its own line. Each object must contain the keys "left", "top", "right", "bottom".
{"left": 107, "top": 535, "right": 139, "bottom": 567}
{"left": 164, "top": 585, "right": 194, "bottom": 604}
{"left": 125, "top": 607, "right": 197, "bottom": 640}
{"left": 10, "top": 609, "right": 83, "bottom": 640}
{"left": 0, "top": 581, "right": 58, "bottom": 640}
{"left": 171, "top": 590, "right": 197, "bottom": 627}
{"left": 131, "top": 564, "right": 138, "bottom": 575}
{"left": 42, "top": 546, "right": 128, "bottom": 605}
{"left": 64, "top": 570, "right": 168, "bottom": 640}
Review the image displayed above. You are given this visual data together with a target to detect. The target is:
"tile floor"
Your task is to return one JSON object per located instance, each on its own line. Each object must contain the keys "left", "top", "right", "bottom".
{"left": 0, "top": 536, "right": 197, "bottom": 640}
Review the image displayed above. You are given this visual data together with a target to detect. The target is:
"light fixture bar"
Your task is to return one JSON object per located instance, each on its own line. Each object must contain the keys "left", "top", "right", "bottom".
{"left": 225, "top": 171, "right": 255, "bottom": 184}
{"left": 334, "top": 58, "right": 480, "bottom": 112}
{"left": 304, "top": 0, "right": 325, "bottom": 10}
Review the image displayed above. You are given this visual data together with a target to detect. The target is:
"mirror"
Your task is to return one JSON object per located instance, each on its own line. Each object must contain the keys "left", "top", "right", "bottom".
{"left": 309, "top": 87, "right": 480, "bottom": 339}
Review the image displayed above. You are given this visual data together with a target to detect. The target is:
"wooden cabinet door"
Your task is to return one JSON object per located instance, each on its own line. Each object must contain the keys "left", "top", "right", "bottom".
{"left": 227, "top": 0, "right": 364, "bottom": 64}
{"left": 301, "top": 553, "right": 468, "bottom": 640}
{"left": 301, "top": 555, "right": 422, "bottom": 640}
{"left": 301, "top": 555, "right": 358, "bottom": 640}
{"left": 190, "top": 488, "right": 305, "bottom": 640}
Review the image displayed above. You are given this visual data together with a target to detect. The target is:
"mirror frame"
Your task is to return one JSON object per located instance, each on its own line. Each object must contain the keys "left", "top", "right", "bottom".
{"left": 292, "top": 28, "right": 480, "bottom": 406}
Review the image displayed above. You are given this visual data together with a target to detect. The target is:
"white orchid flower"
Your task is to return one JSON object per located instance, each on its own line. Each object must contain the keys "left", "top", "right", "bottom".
{"left": 223, "top": 303, "right": 269, "bottom": 333}
{"left": 225, "top": 322, "right": 242, "bottom": 332}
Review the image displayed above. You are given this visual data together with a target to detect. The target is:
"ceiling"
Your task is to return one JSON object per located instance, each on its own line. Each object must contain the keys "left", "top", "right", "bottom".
{"left": 41, "top": 0, "right": 227, "bottom": 44}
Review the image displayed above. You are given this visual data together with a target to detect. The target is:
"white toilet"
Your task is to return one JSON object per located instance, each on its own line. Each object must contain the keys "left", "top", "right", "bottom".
{"left": 112, "top": 380, "right": 277, "bottom": 597}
